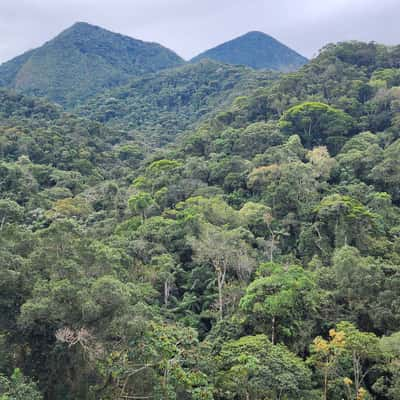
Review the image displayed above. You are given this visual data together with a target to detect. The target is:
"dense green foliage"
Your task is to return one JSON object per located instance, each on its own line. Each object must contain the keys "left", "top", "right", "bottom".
{"left": 191, "top": 31, "right": 308, "bottom": 72}
{"left": 0, "top": 22, "right": 184, "bottom": 106}
{"left": 1, "top": 40, "right": 400, "bottom": 400}
{"left": 0, "top": 369, "right": 42, "bottom": 400}
{"left": 77, "top": 60, "right": 278, "bottom": 146}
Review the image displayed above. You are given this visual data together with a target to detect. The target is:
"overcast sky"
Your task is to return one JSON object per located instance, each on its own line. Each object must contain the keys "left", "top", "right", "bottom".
{"left": 1, "top": 0, "right": 399, "bottom": 63}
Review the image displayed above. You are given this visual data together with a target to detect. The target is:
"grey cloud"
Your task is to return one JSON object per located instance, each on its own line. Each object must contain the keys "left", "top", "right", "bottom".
{"left": 0, "top": 0, "right": 399, "bottom": 63}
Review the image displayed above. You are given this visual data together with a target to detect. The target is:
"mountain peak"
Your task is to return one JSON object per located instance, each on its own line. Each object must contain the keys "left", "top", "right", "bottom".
{"left": 243, "top": 30, "right": 273, "bottom": 38}
{"left": 56, "top": 21, "right": 133, "bottom": 43}
{"left": 70, "top": 21, "right": 92, "bottom": 28}
{"left": 56, "top": 21, "right": 102, "bottom": 36}
{"left": 0, "top": 23, "right": 184, "bottom": 106}
{"left": 191, "top": 31, "right": 307, "bottom": 72}
{"left": 71, "top": 21, "right": 93, "bottom": 27}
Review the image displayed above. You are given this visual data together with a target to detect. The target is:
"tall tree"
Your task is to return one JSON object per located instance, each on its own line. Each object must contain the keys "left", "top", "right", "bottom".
{"left": 190, "top": 224, "right": 255, "bottom": 320}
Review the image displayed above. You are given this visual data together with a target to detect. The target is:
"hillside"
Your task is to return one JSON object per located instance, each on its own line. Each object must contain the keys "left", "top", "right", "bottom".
{"left": 0, "top": 22, "right": 184, "bottom": 106}
{"left": 77, "top": 59, "right": 279, "bottom": 146}
{"left": 191, "top": 31, "right": 308, "bottom": 71}
{"left": 1, "top": 41, "right": 400, "bottom": 400}
{"left": 0, "top": 88, "right": 144, "bottom": 205}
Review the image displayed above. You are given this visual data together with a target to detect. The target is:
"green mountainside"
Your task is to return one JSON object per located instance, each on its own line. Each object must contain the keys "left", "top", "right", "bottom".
{"left": 77, "top": 59, "right": 279, "bottom": 146}
{"left": 0, "top": 26, "right": 307, "bottom": 110}
{"left": 1, "top": 41, "right": 400, "bottom": 400}
{"left": 0, "top": 88, "right": 148, "bottom": 203}
{"left": 191, "top": 31, "right": 308, "bottom": 71}
{"left": 0, "top": 22, "right": 184, "bottom": 106}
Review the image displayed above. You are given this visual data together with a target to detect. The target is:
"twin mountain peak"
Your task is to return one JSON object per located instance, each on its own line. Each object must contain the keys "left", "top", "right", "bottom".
{"left": 0, "top": 22, "right": 308, "bottom": 106}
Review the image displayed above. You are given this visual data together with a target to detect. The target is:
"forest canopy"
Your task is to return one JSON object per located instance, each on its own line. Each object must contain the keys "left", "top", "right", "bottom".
{"left": 0, "top": 40, "right": 400, "bottom": 400}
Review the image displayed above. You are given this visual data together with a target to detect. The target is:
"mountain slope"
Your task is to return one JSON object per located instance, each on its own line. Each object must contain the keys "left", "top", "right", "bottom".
{"left": 0, "top": 88, "right": 140, "bottom": 188}
{"left": 0, "top": 22, "right": 184, "bottom": 106}
{"left": 1, "top": 41, "right": 400, "bottom": 400}
{"left": 77, "top": 59, "right": 278, "bottom": 146}
{"left": 191, "top": 31, "right": 308, "bottom": 72}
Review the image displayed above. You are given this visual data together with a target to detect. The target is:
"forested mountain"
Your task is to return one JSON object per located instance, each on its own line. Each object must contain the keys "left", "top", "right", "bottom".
{"left": 0, "top": 87, "right": 150, "bottom": 214}
{"left": 1, "top": 41, "right": 400, "bottom": 400}
{"left": 0, "top": 22, "right": 184, "bottom": 106}
{"left": 0, "top": 25, "right": 306, "bottom": 113}
{"left": 191, "top": 31, "right": 308, "bottom": 71}
{"left": 77, "top": 60, "right": 278, "bottom": 146}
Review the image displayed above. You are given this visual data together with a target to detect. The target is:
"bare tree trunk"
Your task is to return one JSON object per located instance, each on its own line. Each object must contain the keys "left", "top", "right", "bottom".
{"left": 217, "top": 269, "right": 223, "bottom": 320}
{"left": 323, "top": 368, "right": 328, "bottom": 400}
{"left": 164, "top": 280, "right": 170, "bottom": 307}
{"left": 266, "top": 221, "right": 275, "bottom": 262}
{"left": 271, "top": 316, "right": 276, "bottom": 345}
{"left": 353, "top": 352, "right": 361, "bottom": 395}
{"left": 216, "top": 262, "right": 227, "bottom": 320}
{"left": 270, "top": 233, "right": 275, "bottom": 262}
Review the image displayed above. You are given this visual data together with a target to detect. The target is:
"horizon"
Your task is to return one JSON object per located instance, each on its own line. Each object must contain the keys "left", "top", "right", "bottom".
{"left": 0, "top": 0, "right": 399, "bottom": 64}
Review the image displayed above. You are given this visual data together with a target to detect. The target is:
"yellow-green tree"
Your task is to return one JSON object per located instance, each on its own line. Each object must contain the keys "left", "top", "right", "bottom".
{"left": 309, "top": 328, "right": 346, "bottom": 400}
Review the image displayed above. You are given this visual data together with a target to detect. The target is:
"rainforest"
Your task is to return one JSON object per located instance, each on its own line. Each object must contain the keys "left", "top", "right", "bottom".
{"left": 0, "top": 19, "right": 399, "bottom": 400}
